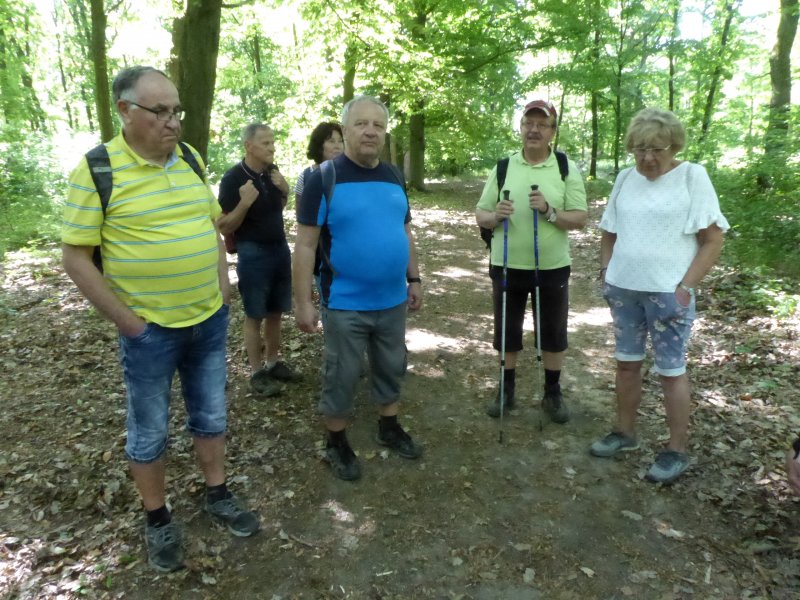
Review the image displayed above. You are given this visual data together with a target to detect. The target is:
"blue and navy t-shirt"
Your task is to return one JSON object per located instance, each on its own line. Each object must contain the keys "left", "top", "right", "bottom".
{"left": 297, "top": 154, "right": 411, "bottom": 311}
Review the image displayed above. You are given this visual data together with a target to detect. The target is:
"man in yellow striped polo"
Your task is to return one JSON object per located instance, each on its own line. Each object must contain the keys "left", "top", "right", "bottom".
{"left": 61, "top": 66, "right": 258, "bottom": 573}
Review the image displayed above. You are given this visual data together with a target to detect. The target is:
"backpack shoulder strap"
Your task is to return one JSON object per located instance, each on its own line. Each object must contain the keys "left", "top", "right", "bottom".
{"left": 177, "top": 141, "right": 205, "bottom": 181}
{"left": 85, "top": 144, "right": 113, "bottom": 214}
{"left": 495, "top": 157, "right": 510, "bottom": 200}
{"left": 554, "top": 150, "right": 569, "bottom": 181}
{"left": 320, "top": 159, "right": 336, "bottom": 222}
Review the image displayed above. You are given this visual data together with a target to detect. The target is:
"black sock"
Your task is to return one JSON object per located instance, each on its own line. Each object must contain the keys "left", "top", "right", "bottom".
{"left": 146, "top": 505, "right": 171, "bottom": 528}
{"left": 379, "top": 415, "right": 398, "bottom": 431}
{"left": 545, "top": 369, "right": 561, "bottom": 388}
{"left": 503, "top": 368, "right": 516, "bottom": 389}
{"left": 206, "top": 482, "right": 231, "bottom": 504}
{"left": 328, "top": 429, "right": 348, "bottom": 447}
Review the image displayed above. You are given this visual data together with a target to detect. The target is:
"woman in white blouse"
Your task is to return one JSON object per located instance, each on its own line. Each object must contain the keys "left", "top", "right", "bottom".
{"left": 590, "top": 108, "right": 730, "bottom": 484}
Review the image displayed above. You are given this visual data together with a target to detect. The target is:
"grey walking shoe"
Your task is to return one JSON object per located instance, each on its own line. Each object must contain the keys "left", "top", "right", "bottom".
{"left": 375, "top": 422, "right": 423, "bottom": 459}
{"left": 541, "top": 384, "right": 569, "bottom": 424}
{"left": 646, "top": 450, "right": 690, "bottom": 484}
{"left": 205, "top": 494, "right": 260, "bottom": 537}
{"left": 250, "top": 368, "right": 283, "bottom": 397}
{"left": 486, "top": 387, "right": 515, "bottom": 418}
{"left": 325, "top": 442, "right": 362, "bottom": 481}
{"left": 589, "top": 431, "right": 640, "bottom": 457}
{"left": 145, "top": 520, "right": 184, "bottom": 573}
{"left": 267, "top": 360, "right": 302, "bottom": 382}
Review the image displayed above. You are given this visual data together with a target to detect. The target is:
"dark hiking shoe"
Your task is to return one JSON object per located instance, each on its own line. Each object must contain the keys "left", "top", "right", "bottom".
{"left": 250, "top": 368, "right": 283, "bottom": 397}
{"left": 375, "top": 422, "right": 423, "bottom": 459}
{"left": 325, "top": 442, "right": 362, "bottom": 481}
{"left": 267, "top": 360, "right": 301, "bottom": 382}
{"left": 205, "top": 494, "right": 260, "bottom": 537}
{"left": 145, "top": 521, "right": 184, "bottom": 573}
{"left": 486, "top": 386, "right": 515, "bottom": 418}
{"left": 646, "top": 450, "right": 690, "bottom": 484}
{"left": 541, "top": 384, "right": 570, "bottom": 424}
{"left": 589, "top": 431, "right": 640, "bottom": 457}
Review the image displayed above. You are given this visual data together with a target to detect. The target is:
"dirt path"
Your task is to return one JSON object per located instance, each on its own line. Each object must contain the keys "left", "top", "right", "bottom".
{"left": 1, "top": 181, "right": 799, "bottom": 599}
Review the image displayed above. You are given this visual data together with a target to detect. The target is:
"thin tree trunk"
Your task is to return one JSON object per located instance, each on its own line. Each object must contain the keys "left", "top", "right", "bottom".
{"left": 765, "top": 0, "right": 798, "bottom": 155}
{"left": 90, "top": 0, "right": 113, "bottom": 142}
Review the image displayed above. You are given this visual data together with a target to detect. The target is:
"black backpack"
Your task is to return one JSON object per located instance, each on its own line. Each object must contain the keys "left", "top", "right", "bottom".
{"left": 479, "top": 150, "right": 569, "bottom": 249}
{"left": 85, "top": 141, "right": 205, "bottom": 270}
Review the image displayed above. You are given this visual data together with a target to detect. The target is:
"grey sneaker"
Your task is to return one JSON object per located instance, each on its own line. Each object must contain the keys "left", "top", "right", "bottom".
{"left": 145, "top": 521, "right": 184, "bottom": 573}
{"left": 325, "top": 442, "right": 362, "bottom": 481}
{"left": 250, "top": 368, "right": 283, "bottom": 397}
{"left": 375, "top": 422, "right": 423, "bottom": 459}
{"left": 486, "top": 387, "right": 515, "bottom": 418}
{"left": 267, "top": 360, "right": 301, "bottom": 382}
{"left": 646, "top": 450, "right": 690, "bottom": 484}
{"left": 590, "top": 432, "right": 640, "bottom": 457}
{"left": 541, "top": 384, "right": 569, "bottom": 424}
{"left": 205, "top": 494, "right": 260, "bottom": 537}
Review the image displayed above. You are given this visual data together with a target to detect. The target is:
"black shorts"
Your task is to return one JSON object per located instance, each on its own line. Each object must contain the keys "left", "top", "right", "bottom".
{"left": 491, "top": 265, "right": 570, "bottom": 353}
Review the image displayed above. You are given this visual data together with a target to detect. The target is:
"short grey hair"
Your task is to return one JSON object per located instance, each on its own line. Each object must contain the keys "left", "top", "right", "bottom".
{"left": 624, "top": 108, "right": 686, "bottom": 153}
{"left": 242, "top": 123, "right": 271, "bottom": 144}
{"left": 341, "top": 95, "right": 389, "bottom": 126}
{"left": 112, "top": 66, "right": 168, "bottom": 102}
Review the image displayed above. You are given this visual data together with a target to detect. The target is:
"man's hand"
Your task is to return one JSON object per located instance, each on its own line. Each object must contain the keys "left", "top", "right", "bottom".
{"left": 295, "top": 300, "right": 320, "bottom": 333}
{"left": 495, "top": 199, "right": 514, "bottom": 221}
{"left": 407, "top": 282, "right": 422, "bottom": 311}
{"left": 528, "top": 187, "right": 549, "bottom": 214}
{"left": 239, "top": 180, "right": 259, "bottom": 207}
{"left": 270, "top": 169, "right": 290, "bottom": 196}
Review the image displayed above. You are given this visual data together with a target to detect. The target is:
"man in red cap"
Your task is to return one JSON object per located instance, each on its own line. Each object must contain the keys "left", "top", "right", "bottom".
{"left": 475, "top": 99, "right": 588, "bottom": 423}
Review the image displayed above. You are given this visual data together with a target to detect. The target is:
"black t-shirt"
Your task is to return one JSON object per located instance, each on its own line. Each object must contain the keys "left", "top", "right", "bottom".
{"left": 218, "top": 161, "right": 286, "bottom": 244}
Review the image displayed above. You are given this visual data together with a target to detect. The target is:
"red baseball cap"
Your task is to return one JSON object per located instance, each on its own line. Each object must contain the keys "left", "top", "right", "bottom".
{"left": 523, "top": 99, "right": 557, "bottom": 121}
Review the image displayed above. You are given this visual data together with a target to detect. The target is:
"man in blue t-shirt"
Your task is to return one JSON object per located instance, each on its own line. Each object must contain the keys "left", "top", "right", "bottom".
{"left": 294, "top": 95, "right": 423, "bottom": 481}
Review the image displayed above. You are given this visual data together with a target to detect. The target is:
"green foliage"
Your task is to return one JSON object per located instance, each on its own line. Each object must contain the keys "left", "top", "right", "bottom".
{"left": 0, "top": 132, "right": 64, "bottom": 258}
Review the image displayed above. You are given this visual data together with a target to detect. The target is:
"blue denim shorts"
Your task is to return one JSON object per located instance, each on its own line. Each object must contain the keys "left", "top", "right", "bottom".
{"left": 319, "top": 303, "right": 407, "bottom": 418}
{"left": 236, "top": 240, "right": 292, "bottom": 319}
{"left": 119, "top": 304, "right": 229, "bottom": 463}
{"left": 603, "top": 283, "right": 695, "bottom": 376}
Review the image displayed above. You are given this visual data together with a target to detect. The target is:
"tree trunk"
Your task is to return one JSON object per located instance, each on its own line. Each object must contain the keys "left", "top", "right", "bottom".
{"left": 668, "top": 5, "right": 679, "bottom": 112}
{"left": 695, "top": 0, "right": 738, "bottom": 155}
{"left": 343, "top": 43, "right": 357, "bottom": 104}
{"left": 408, "top": 106, "right": 425, "bottom": 191}
{"left": 170, "top": 0, "right": 223, "bottom": 162}
{"left": 90, "top": 0, "right": 113, "bottom": 142}
{"left": 765, "top": 0, "right": 798, "bottom": 155}
{"left": 590, "top": 91, "right": 599, "bottom": 178}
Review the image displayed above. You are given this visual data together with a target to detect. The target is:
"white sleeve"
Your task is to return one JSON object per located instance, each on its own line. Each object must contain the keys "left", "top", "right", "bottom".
{"left": 683, "top": 163, "right": 730, "bottom": 234}
{"left": 599, "top": 167, "right": 633, "bottom": 233}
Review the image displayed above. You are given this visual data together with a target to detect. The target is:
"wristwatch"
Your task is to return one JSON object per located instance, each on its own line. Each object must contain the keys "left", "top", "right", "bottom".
{"left": 678, "top": 282, "right": 695, "bottom": 297}
{"left": 547, "top": 207, "right": 558, "bottom": 223}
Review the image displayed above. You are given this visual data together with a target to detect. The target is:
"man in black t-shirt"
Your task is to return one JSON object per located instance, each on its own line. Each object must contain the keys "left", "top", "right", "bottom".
{"left": 218, "top": 124, "right": 300, "bottom": 395}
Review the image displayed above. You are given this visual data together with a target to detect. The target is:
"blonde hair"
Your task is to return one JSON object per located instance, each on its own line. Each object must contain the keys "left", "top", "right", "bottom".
{"left": 624, "top": 108, "right": 686, "bottom": 152}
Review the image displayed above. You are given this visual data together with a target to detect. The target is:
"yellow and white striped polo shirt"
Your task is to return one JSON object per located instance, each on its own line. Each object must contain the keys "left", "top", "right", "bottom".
{"left": 62, "top": 133, "right": 222, "bottom": 328}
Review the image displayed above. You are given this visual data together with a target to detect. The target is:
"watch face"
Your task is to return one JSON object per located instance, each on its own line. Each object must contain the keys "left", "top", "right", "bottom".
{"left": 549, "top": 211, "right": 557, "bottom": 223}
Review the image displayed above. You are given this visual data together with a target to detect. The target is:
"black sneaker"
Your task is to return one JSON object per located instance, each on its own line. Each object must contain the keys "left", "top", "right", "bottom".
{"left": 375, "top": 421, "right": 423, "bottom": 459}
{"left": 205, "top": 493, "right": 260, "bottom": 537}
{"left": 486, "top": 386, "right": 515, "bottom": 418}
{"left": 145, "top": 520, "right": 184, "bottom": 573}
{"left": 250, "top": 368, "right": 283, "bottom": 397}
{"left": 541, "top": 384, "right": 570, "bottom": 424}
{"left": 325, "top": 442, "right": 362, "bottom": 481}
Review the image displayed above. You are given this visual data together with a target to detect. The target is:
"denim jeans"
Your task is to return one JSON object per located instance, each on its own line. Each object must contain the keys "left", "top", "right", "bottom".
{"left": 120, "top": 304, "right": 229, "bottom": 463}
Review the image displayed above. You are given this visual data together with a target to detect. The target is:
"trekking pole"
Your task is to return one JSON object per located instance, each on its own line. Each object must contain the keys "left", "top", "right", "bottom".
{"left": 498, "top": 190, "right": 510, "bottom": 444}
{"left": 531, "top": 185, "right": 544, "bottom": 432}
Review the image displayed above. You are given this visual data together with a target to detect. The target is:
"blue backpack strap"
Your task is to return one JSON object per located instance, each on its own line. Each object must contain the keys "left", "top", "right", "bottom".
{"left": 554, "top": 150, "right": 569, "bottom": 181}
{"left": 319, "top": 159, "right": 336, "bottom": 223}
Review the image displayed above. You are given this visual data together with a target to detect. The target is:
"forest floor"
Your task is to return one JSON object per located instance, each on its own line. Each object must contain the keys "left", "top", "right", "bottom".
{"left": 2, "top": 179, "right": 800, "bottom": 600}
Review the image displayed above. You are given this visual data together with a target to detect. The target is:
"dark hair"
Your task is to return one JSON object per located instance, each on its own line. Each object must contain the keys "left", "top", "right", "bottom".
{"left": 112, "top": 66, "right": 168, "bottom": 102}
{"left": 306, "top": 122, "right": 343, "bottom": 164}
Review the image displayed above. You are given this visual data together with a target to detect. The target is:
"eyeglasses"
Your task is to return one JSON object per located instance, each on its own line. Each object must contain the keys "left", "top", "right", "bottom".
{"left": 522, "top": 121, "right": 553, "bottom": 131}
{"left": 128, "top": 101, "right": 184, "bottom": 122}
{"left": 632, "top": 145, "right": 671, "bottom": 157}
